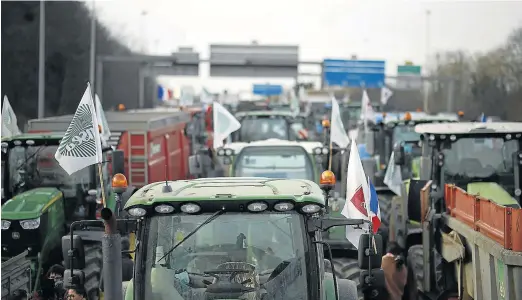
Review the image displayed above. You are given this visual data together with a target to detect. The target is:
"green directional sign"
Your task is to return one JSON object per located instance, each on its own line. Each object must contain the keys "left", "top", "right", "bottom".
{"left": 397, "top": 65, "right": 422, "bottom": 75}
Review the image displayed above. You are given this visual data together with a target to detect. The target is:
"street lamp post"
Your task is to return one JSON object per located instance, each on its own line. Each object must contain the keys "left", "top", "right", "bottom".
{"left": 89, "top": 1, "right": 97, "bottom": 93}
{"left": 423, "top": 10, "right": 431, "bottom": 112}
{"left": 37, "top": 0, "right": 46, "bottom": 118}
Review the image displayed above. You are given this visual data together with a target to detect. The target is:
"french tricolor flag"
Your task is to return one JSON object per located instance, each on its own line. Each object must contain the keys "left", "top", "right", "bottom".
{"left": 341, "top": 139, "right": 381, "bottom": 248}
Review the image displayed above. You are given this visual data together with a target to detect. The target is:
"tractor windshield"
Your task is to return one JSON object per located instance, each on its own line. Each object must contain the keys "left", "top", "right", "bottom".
{"left": 239, "top": 117, "right": 290, "bottom": 141}
{"left": 7, "top": 145, "right": 90, "bottom": 197}
{"left": 233, "top": 146, "right": 315, "bottom": 180}
{"left": 441, "top": 137, "right": 519, "bottom": 195}
{"left": 392, "top": 125, "right": 421, "bottom": 143}
{"left": 145, "top": 212, "right": 308, "bottom": 300}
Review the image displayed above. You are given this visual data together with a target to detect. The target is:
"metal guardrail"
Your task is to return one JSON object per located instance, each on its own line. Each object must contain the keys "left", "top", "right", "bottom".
{"left": 1, "top": 250, "right": 31, "bottom": 299}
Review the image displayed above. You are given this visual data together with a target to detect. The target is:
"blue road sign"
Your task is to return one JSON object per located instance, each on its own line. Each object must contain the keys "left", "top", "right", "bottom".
{"left": 252, "top": 84, "right": 283, "bottom": 96}
{"left": 323, "top": 59, "right": 386, "bottom": 88}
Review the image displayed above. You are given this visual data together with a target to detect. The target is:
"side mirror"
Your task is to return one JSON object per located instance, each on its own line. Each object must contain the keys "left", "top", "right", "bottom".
{"left": 112, "top": 150, "right": 125, "bottom": 175}
{"left": 61, "top": 235, "right": 86, "bottom": 269}
{"left": 366, "top": 131, "right": 375, "bottom": 155}
{"left": 358, "top": 233, "right": 383, "bottom": 269}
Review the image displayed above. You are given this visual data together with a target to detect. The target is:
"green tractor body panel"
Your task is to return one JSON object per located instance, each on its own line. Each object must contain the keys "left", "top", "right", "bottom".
{"left": 125, "top": 177, "right": 325, "bottom": 208}
{"left": 1, "top": 187, "right": 63, "bottom": 220}
{"left": 467, "top": 182, "right": 520, "bottom": 208}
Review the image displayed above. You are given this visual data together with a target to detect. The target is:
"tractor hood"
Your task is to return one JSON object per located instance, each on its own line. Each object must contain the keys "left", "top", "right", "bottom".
{"left": 1, "top": 187, "right": 63, "bottom": 220}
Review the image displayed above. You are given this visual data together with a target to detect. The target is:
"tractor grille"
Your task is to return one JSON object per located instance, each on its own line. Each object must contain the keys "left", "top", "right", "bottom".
{"left": 1, "top": 222, "right": 40, "bottom": 258}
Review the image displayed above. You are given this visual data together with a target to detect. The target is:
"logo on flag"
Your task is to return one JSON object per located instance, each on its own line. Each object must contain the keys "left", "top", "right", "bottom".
{"left": 55, "top": 83, "right": 102, "bottom": 175}
{"left": 57, "top": 104, "right": 98, "bottom": 158}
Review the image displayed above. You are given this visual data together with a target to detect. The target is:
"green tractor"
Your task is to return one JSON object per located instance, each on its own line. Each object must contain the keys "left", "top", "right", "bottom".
{"left": 391, "top": 122, "right": 522, "bottom": 299}
{"left": 63, "top": 176, "right": 387, "bottom": 300}
{"left": 388, "top": 122, "right": 522, "bottom": 253}
{"left": 0, "top": 133, "right": 127, "bottom": 299}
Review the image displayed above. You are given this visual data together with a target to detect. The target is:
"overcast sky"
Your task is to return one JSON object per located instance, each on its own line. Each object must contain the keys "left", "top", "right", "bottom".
{"left": 91, "top": 0, "right": 522, "bottom": 93}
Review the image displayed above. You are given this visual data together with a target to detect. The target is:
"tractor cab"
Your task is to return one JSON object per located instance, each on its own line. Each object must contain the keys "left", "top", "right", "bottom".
{"left": 213, "top": 139, "right": 328, "bottom": 182}
{"left": 367, "top": 112, "right": 459, "bottom": 187}
{"left": 411, "top": 122, "right": 522, "bottom": 208}
{"left": 62, "top": 175, "right": 387, "bottom": 300}
{"left": 1, "top": 134, "right": 122, "bottom": 298}
{"left": 388, "top": 122, "right": 522, "bottom": 256}
{"left": 397, "top": 124, "right": 522, "bottom": 300}
{"left": 232, "top": 111, "right": 308, "bottom": 143}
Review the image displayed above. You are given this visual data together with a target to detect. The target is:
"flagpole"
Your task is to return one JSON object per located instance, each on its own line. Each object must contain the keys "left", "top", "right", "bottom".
{"left": 98, "top": 163, "right": 107, "bottom": 208}
{"left": 328, "top": 142, "right": 333, "bottom": 170}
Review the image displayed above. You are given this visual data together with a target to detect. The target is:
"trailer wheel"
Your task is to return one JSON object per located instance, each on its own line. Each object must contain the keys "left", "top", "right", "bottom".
{"left": 332, "top": 258, "right": 363, "bottom": 299}
{"left": 82, "top": 243, "right": 103, "bottom": 300}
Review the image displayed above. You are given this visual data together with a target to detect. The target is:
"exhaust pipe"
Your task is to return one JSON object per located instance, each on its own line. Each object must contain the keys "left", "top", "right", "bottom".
{"left": 101, "top": 208, "right": 123, "bottom": 300}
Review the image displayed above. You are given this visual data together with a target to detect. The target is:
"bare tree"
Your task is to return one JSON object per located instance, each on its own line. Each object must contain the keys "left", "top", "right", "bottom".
{"left": 428, "top": 26, "right": 522, "bottom": 121}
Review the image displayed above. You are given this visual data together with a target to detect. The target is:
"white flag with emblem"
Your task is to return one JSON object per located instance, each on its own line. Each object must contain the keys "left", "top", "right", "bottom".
{"left": 2, "top": 96, "right": 22, "bottom": 138}
{"left": 381, "top": 86, "right": 393, "bottom": 105}
{"left": 55, "top": 83, "right": 102, "bottom": 175}
{"left": 213, "top": 101, "right": 241, "bottom": 149}
{"left": 95, "top": 94, "right": 111, "bottom": 146}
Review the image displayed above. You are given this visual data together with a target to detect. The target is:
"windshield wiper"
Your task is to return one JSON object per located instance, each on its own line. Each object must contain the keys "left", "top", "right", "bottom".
{"left": 159, "top": 208, "right": 226, "bottom": 262}
{"left": 16, "top": 146, "right": 44, "bottom": 171}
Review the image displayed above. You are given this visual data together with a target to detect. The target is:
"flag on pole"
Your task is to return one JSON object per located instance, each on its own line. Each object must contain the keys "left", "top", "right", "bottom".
{"left": 383, "top": 152, "right": 403, "bottom": 196}
{"left": 330, "top": 96, "right": 350, "bottom": 149}
{"left": 360, "top": 90, "right": 375, "bottom": 121}
{"left": 290, "top": 89, "right": 300, "bottom": 117}
{"left": 1, "top": 96, "right": 21, "bottom": 138}
{"left": 341, "top": 139, "right": 371, "bottom": 248}
{"left": 213, "top": 102, "right": 241, "bottom": 149}
{"left": 55, "top": 84, "right": 102, "bottom": 175}
{"left": 95, "top": 94, "right": 111, "bottom": 146}
{"left": 380, "top": 86, "right": 393, "bottom": 105}
{"left": 201, "top": 87, "right": 214, "bottom": 106}
{"left": 367, "top": 177, "right": 381, "bottom": 233}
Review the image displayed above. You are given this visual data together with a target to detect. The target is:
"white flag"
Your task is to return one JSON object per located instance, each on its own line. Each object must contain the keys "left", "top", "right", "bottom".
{"left": 381, "top": 86, "right": 393, "bottom": 105}
{"left": 383, "top": 152, "right": 403, "bottom": 196}
{"left": 201, "top": 87, "right": 214, "bottom": 105}
{"left": 95, "top": 94, "right": 111, "bottom": 146}
{"left": 213, "top": 101, "right": 241, "bottom": 149}
{"left": 360, "top": 90, "right": 375, "bottom": 121}
{"left": 1, "top": 96, "right": 21, "bottom": 138}
{"left": 330, "top": 97, "right": 350, "bottom": 149}
{"left": 55, "top": 84, "right": 102, "bottom": 175}
{"left": 341, "top": 139, "right": 371, "bottom": 248}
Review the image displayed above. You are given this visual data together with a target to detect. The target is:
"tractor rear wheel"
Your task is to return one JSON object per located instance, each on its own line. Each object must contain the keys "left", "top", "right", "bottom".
{"left": 82, "top": 243, "right": 103, "bottom": 300}
{"left": 332, "top": 258, "right": 363, "bottom": 300}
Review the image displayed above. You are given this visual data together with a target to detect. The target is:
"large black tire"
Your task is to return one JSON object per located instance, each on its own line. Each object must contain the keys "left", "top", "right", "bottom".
{"left": 82, "top": 243, "right": 103, "bottom": 300}
{"left": 406, "top": 245, "right": 445, "bottom": 299}
{"left": 332, "top": 258, "right": 363, "bottom": 300}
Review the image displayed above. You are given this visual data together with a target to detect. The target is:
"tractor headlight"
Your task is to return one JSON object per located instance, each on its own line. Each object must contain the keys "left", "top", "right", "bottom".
{"left": 19, "top": 217, "right": 40, "bottom": 230}
{"left": 1, "top": 220, "right": 11, "bottom": 230}
{"left": 224, "top": 148, "right": 234, "bottom": 156}
{"left": 313, "top": 147, "right": 329, "bottom": 155}
{"left": 302, "top": 204, "right": 321, "bottom": 214}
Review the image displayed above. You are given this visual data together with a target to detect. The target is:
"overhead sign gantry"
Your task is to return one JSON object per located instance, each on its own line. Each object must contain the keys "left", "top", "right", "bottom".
{"left": 209, "top": 44, "right": 299, "bottom": 78}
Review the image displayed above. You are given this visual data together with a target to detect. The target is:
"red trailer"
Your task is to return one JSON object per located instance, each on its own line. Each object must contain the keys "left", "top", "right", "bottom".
{"left": 26, "top": 109, "right": 192, "bottom": 188}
